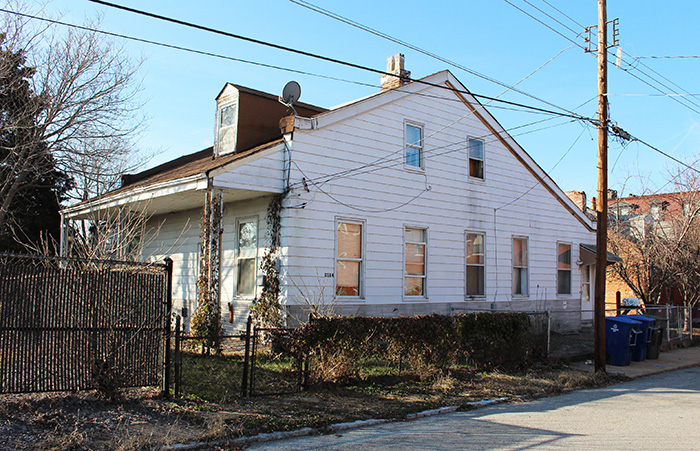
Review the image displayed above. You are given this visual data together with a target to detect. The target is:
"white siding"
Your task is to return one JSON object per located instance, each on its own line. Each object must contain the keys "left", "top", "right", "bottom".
{"left": 220, "top": 195, "right": 271, "bottom": 331}
{"left": 280, "top": 79, "right": 594, "bottom": 318}
{"left": 142, "top": 208, "right": 200, "bottom": 328}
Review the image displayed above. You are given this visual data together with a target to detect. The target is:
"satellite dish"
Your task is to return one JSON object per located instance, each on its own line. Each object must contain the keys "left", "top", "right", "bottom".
{"left": 281, "top": 81, "right": 301, "bottom": 105}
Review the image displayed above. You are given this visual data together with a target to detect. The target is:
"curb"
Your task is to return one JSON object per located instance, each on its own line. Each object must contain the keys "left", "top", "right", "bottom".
{"left": 163, "top": 397, "right": 512, "bottom": 450}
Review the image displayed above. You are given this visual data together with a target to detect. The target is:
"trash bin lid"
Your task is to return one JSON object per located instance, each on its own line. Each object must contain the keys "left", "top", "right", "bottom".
{"left": 626, "top": 315, "right": 656, "bottom": 324}
{"left": 606, "top": 316, "right": 642, "bottom": 325}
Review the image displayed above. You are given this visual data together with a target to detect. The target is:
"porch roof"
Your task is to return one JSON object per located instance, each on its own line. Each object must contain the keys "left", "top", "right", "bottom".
{"left": 62, "top": 139, "right": 284, "bottom": 220}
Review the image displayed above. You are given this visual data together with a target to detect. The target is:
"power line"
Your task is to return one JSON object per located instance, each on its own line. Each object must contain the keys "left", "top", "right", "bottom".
{"left": 290, "top": 0, "right": 579, "bottom": 117}
{"left": 2, "top": 7, "right": 588, "bottom": 122}
{"left": 502, "top": 0, "right": 700, "bottom": 115}
{"left": 634, "top": 55, "right": 700, "bottom": 59}
{"left": 86, "top": 0, "right": 594, "bottom": 123}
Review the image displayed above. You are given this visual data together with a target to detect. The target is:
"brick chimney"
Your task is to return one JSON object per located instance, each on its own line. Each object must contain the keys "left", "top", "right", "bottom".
{"left": 380, "top": 54, "right": 411, "bottom": 92}
{"left": 565, "top": 190, "right": 587, "bottom": 212}
{"left": 591, "top": 197, "right": 597, "bottom": 211}
{"left": 607, "top": 189, "right": 618, "bottom": 200}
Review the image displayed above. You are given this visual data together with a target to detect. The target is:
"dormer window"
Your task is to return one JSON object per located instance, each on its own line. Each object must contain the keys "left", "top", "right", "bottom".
{"left": 216, "top": 101, "right": 238, "bottom": 156}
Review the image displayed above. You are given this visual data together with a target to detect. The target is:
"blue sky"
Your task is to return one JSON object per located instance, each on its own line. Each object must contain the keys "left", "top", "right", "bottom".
{"left": 34, "top": 0, "right": 700, "bottom": 201}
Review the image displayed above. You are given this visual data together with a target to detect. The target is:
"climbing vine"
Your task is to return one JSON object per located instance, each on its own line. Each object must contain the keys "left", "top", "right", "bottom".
{"left": 190, "top": 190, "right": 223, "bottom": 351}
{"left": 251, "top": 191, "right": 286, "bottom": 327}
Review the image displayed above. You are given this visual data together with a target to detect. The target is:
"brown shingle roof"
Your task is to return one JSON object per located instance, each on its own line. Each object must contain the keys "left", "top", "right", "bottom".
{"left": 70, "top": 139, "right": 284, "bottom": 209}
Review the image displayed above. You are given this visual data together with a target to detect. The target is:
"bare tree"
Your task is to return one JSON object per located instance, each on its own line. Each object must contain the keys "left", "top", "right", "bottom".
{"left": 608, "top": 161, "right": 700, "bottom": 309}
{"left": 0, "top": 4, "right": 147, "bottom": 238}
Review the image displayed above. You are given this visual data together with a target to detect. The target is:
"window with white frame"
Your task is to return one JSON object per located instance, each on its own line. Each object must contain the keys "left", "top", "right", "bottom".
{"left": 405, "top": 123, "right": 423, "bottom": 168}
{"left": 466, "top": 232, "right": 485, "bottom": 296}
{"left": 581, "top": 265, "right": 591, "bottom": 303}
{"left": 557, "top": 242, "right": 572, "bottom": 295}
{"left": 217, "top": 101, "right": 238, "bottom": 155}
{"left": 405, "top": 227, "right": 427, "bottom": 296}
{"left": 336, "top": 221, "right": 363, "bottom": 297}
{"left": 468, "top": 137, "right": 484, "bottom": 179}
{"left": 236, "top": 218, "right": 258, "bottom": 298}
{"left": 512, "top": 237, "right": 529, "bottom": 296}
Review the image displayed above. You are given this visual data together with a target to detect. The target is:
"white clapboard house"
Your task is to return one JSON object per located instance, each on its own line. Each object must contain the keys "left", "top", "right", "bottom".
{"left": 62, "top": 55, "right": 603, "bottom": 332}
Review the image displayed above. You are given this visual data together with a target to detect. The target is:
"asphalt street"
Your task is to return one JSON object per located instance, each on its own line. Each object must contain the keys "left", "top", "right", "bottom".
{"left": 250, "top": 366, "right": 700, "bottom": 450}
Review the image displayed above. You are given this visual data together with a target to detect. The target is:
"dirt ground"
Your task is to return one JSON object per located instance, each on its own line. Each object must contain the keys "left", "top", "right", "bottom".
{"left": 0, "top": 365, "right": 625, "bottom": 450}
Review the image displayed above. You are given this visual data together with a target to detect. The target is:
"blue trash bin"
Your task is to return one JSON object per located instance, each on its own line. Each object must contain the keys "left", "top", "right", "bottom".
{"left": 606, "top": 316, "right": 642, "bottom": 366}
{"left": 625, "top": 315, "right": 656, "bottom": 362}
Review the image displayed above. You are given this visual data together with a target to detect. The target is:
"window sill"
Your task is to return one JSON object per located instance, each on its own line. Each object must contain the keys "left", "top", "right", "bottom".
{"left": 465, "top": 295, "right": 486, "bottom": 300}
{"left": 402, "top": 296, "right": 428, "bottom": 302}
{"left": 335, "top": 296, "right": 365, "bottom": 302}
{"left": 404, "top": 164, "right": 425, "bottom": 174}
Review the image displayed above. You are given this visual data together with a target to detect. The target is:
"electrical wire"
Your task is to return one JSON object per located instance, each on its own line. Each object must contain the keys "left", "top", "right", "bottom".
{"left": 1, "top": 7, "right": 593, "bottom": 122}
{"left": 86, "top": 0, "right": 595, "bottom": 123}
{"left": 290, "top": 0, "right": 579, "bottom": 117}
{"left": 634, "top": 55, "right": 700, "bottom": 59}
{"left": 502, "top": 0, "right": 700, "bottom": 115}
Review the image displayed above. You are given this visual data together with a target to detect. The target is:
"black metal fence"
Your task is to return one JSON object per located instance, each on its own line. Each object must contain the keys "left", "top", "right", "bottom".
{"left": 0, "top": 254, "right": 172, "bottom": 395}
{"left": 172, "top": 315, "right": 303, "bottom": 401}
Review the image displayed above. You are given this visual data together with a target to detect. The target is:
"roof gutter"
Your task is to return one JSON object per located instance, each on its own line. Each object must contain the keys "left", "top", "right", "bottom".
{"left": 62, "top": 173, "right": 209, "bottom": 219}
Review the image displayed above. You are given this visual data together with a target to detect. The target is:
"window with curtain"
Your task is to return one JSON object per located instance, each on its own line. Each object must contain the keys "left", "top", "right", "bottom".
{"left": 336, "top": 221, "right": 363, "bottom": 296}
{"left": 405, "top": 227, "right": 426, "bottom": 296}
{"left": 557, "top": 242, "right": 572, "bottom": 295}
{"left": 466, "top": 232, "right": 485, "bottom": 296}
{"left": 512, "top": 237, "right": 528, "bottom": 296}
{"left": 468, "top": 137, "right": 484, "bottom": 179}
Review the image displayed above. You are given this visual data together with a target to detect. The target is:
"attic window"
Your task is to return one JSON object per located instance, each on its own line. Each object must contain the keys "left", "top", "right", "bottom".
{"left": 468, "top": 137, "right": 484, "bottom": 179}
{"left": 217, "top": 101, "right": 238, "bottom": 156}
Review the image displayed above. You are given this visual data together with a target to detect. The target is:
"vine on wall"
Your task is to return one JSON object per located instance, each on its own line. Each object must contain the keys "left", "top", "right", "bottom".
{"left": 251, "top": 191, "right": 286, "bottom": 327}
{"left": 190, "top": 190, "right": 223, "bottom": 351}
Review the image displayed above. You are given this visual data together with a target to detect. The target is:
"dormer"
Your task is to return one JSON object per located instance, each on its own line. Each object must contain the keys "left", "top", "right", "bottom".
{"left": 214, "top": 83, "right": 328, "bottom": 158}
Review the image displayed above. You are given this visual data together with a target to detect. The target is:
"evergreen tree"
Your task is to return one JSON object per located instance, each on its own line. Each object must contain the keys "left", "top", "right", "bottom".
{"left": 0, "top": 36, "right": 71, "bottom": 252}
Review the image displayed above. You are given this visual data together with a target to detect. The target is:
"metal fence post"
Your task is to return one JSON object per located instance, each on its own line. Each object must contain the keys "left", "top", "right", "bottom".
{"left": 173, "top": 315, "right": 181, "bottom": 398}
{"left": 241, "top": 315, "right": 252, "bottom": 398}
{"left": 163, "top": 257, "right": 173, "bottom": 398}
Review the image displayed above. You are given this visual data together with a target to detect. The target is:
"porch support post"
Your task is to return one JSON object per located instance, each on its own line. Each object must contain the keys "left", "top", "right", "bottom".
{"left": 208, "top": 188, "right": 224, "bottom": 324}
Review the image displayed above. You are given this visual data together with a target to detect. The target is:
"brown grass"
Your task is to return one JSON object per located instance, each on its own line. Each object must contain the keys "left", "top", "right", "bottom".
{"left": 0, "top": 365, "right": 628, "bottom": 449}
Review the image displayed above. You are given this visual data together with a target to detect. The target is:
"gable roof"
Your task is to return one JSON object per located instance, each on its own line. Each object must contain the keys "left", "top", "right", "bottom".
{"left": 290, "top": 70, "right": 594, "bottom": 232}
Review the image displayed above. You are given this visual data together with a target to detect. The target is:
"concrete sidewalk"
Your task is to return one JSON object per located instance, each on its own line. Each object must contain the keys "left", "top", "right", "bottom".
{"left": 569, "top": 344, "right": 700, "bottom": 377}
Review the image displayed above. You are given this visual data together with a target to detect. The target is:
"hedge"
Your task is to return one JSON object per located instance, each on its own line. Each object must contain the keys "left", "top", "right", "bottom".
{"left": 290, "top": 312, "right": 543, "bottom": 383}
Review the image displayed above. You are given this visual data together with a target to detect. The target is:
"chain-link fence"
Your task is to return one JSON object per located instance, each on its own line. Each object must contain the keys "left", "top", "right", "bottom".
{"left": 0, "top": 253, "right": 172, "bottom": 395}
{"left": 547, "top": 305, "right": 695, "bottom": 360}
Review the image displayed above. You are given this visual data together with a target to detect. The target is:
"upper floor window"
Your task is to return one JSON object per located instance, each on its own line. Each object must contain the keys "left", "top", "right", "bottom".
{"left": 405, "top": 123, "right": 423, "bottom": 168}
{"left": 404, "top": 227, "right": 427, "bottom": 297}
{"left": 468, "top": 137, "right": 484, "bottom": 179}
{"left": 513, "top": 237, "right": 529, "bottom": 296}
{"left": 557, "top": 242, "right": 572, "bottom": 295}
{"left": 337, "top": 221, "right": 364, "bottom": 297}
{"left": 466, "top": 232, "right": 485, "bottom": 297}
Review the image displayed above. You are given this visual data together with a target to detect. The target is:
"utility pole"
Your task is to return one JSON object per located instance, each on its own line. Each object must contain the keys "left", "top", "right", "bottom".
{"left": 594, "top": 0, "right": 609, "bottom": 373}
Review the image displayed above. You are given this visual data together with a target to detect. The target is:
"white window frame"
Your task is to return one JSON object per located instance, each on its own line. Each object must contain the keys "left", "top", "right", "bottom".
{"left": 404, "top": 226, "right": 428, "bottom": 299}
{"left": 335, "top": 218, "right": 365, "bottom": 299}
{"left": 465, "top": 231, "right": 486, "bottom": 298}
{"left": 467, "top": 136, "right": 485, "bottom": 180}
{"left": 512, "top": 236, "right": 529, "bottom": 297}
{"left": 556, "top": 241, "right": 573, "bottom": 296}
{"left": 404, "top": 121, "right": 424, "bottom": 170}
{"left": 215, "top": 99, "right": 238, "bottom": 156}
{"left": 235, "top": 216, "right": 259, "bottom": 299}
